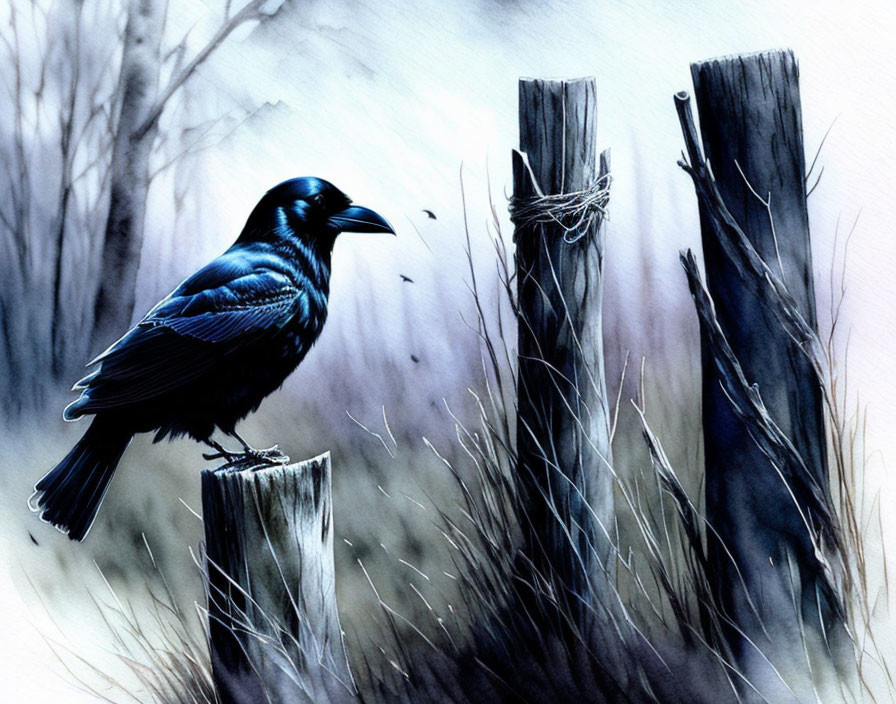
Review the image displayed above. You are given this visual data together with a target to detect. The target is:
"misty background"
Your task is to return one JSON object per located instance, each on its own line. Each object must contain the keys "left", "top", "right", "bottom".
{"left": 1, "top": 0, "right": 895, "bottom": 700}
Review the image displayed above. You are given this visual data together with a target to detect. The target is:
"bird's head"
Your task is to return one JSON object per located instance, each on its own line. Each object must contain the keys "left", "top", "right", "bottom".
{"left": 240, "top": 177, "right": 395, "bottom": 249}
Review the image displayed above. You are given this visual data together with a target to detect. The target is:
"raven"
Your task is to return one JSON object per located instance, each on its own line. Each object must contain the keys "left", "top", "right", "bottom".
{"left": 32, "top": 177, "right": 394, "bottom": 541}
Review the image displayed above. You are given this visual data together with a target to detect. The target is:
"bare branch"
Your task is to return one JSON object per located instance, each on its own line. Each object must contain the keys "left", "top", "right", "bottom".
{"left": 134, "top": 0, "right": 277, "bottom": 140}
{"left": 150, "top": 103, "right": 267, "bottom": 180}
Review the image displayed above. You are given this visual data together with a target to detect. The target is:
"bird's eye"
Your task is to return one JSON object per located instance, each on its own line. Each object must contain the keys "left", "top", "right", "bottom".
{"left": 310, "top": 193, "right": 325, "bottom": 208}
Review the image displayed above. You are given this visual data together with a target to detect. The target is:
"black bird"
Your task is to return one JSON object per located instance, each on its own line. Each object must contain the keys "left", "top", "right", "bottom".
{"left": 31, "top": 177, "right": 394, "bottom": 541}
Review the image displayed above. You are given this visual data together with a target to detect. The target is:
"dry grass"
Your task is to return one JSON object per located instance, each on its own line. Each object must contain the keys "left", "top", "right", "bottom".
{"left": 34, "top": 178, "right": 887, "bottom": 704}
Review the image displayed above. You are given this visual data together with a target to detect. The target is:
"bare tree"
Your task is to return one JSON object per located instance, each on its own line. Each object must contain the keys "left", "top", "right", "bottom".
{"left": 0, "top": 0, "right": 119, "bottom": 414}
{"left": 92, "top": 0, "right": 284, "bottom": 344}
{"left": 0, "top": 0, "right": 286, "bottom": 420}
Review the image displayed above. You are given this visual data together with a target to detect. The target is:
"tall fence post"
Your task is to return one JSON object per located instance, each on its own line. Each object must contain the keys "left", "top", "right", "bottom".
{"left": 202, "top": 452, "right": 356, "bottom": 704}
{"left": 512, "top": 77, "right": 614, "bottom": 629}
{"left": 675, "top": 49, "right": 848, "bottom": 691}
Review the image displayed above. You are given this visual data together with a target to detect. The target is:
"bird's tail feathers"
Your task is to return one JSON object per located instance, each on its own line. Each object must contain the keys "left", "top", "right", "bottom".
{"left": 30, "top": 417, "right": 131, "bottom": 541}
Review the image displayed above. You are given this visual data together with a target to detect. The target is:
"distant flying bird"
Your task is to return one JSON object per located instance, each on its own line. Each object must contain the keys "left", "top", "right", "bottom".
{"left": 32, "top": 177, "right": 394, "bottom": 541}
{"left": 400, "top": 274, "right": 414, "bottom": 283}
{"left": 422, "top": 209, "right": 436, "bottom": 220}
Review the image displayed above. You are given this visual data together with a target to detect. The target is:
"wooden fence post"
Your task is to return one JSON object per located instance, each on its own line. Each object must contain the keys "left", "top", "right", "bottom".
{"left": 512, "top": 77, "right": 614, "bottom": 628}
{"left": 675, "top": 49, "right": 848, "bottom": 687}
{"left": 202, "top": 452, "right": 356, "bottom": 704}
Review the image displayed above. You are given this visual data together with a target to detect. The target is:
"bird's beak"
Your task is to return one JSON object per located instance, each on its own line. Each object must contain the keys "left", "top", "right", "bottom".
{"left": 328, "top": 205, "right": 396, "bottom": 235}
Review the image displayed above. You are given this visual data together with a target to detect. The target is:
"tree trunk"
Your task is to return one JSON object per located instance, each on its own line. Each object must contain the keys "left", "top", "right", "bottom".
{"left": 513, "top": 77, "right": 614, "bottom": 630}
{"left": 678, "top": 49, "right": 847, "bottom": 695}
{"left": 91, "top": 0, "right": 164, "bottom": 347}
{"left": 202, "top": 452, "right": 356, "bottom": 704}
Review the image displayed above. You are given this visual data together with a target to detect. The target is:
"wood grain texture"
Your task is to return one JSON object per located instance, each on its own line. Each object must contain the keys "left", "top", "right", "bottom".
{"left": 684, "top": 49, "right": 847, "bottom": 689}
{"left": 513, "top": 77, "right": 614, "bottom": 628}
{"left": 202, "top": 452, "right": 356, "bottom": 704}
{"left": 692, "top": 50, "right": 826, "bottom": 480}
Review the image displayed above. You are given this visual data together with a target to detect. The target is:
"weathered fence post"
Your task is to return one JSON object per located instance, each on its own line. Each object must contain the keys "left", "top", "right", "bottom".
{"left": 512, "top": 77, "right": 614, "bottom": 628}
{"left": 675, "top": 49, "right": 848, "bottom": 691}
{"left": 202, "top": 452, "right": 356, "bottom": 704}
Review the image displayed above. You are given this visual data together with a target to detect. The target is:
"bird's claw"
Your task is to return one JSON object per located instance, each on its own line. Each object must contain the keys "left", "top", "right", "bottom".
{"left": 202, "top": 441, "right": 242, "bottom": 463}
{"left": 203, "top": 435, "right": 289, "bottom": 469}
{"left": 203, "top": 445, "right": 289, "bottom": 469}
{"left": 245, "top": 445, "right": 290, "bottom": 466}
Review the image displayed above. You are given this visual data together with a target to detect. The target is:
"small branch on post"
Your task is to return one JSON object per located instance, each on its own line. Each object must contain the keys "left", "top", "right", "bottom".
{"left": 511, "top": 77, "right": 615, "bottom": 631}
{"left": 202, "top": 452, "right": 356, "bottom": 704}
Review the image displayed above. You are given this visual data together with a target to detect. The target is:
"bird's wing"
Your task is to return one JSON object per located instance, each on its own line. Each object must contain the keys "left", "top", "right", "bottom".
{"left": 68, "top": 327, "right": 221, "bottom": 413}
{"left": 143, "top": 268, "right": 306, "bottom": 344}
{"left": 70, "top": 258, "right": 309, "bottom": 413}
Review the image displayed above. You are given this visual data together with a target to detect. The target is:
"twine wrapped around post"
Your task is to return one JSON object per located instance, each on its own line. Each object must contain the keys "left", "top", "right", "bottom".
{"left": 510, "top": 150, "right": 611, "bottom": 244}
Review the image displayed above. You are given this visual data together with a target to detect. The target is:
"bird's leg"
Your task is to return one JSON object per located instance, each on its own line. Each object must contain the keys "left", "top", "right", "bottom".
{"left": 228, "top": 429, "right": 290, "bottom": 465}
{"left": 201, "top": 439, "right": 242, "bottom": 463}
